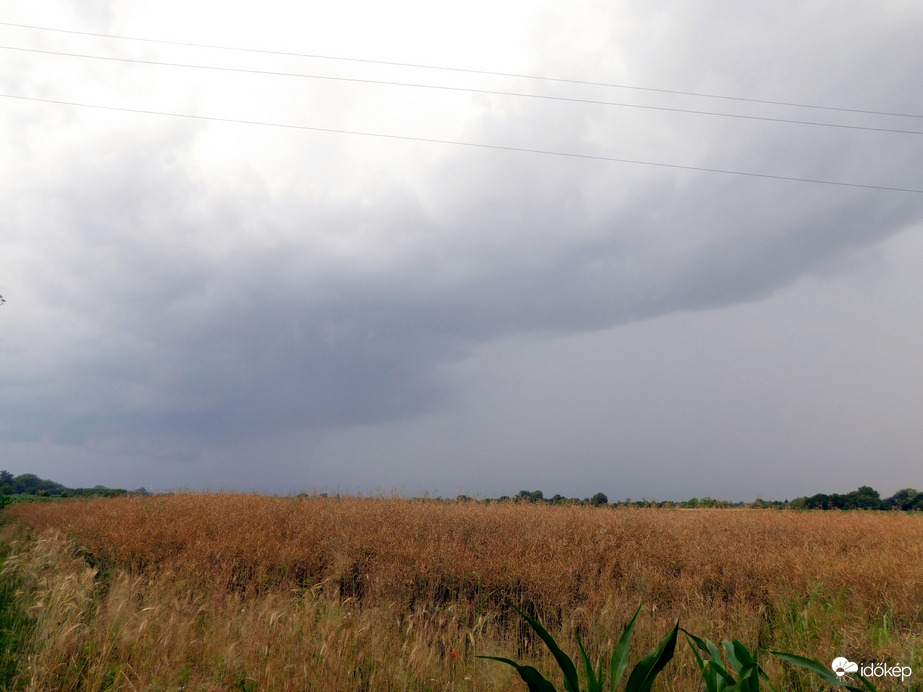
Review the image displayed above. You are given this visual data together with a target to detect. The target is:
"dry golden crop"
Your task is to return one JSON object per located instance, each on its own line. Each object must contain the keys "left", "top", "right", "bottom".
{"left": 2, "top": 496, "right": 921, "bottom": 690}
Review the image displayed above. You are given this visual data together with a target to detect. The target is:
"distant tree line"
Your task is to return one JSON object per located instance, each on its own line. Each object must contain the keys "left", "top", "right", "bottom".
{"left": 790, "top": 485, "right": 923, "bottom": 511}
{"left": 1, "top": 471, "right": 920, "bottom": 512}
{"left": 464, "top": 485, "right": 923, "bottom": 511}
{"left": 0, "top": 470, "right": 147, "bottom": 501}
{"left": 496, "top": 489, "right": 613, "bottom": 506}
{"left": 461, "top": 489, "right": 739, "bottom": 508}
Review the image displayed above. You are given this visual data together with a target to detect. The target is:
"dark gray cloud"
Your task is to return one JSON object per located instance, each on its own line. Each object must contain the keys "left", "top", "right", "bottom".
{"left": 2, "top": 0, "right": 922, "bottom": 496}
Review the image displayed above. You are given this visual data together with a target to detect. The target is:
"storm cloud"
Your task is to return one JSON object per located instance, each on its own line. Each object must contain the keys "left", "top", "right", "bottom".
{"left": 1, "top": 0, "right": 922, "bottom": 497}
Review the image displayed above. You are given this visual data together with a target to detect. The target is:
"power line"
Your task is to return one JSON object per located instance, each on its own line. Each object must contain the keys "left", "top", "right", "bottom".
{"left": 2, "top": 19, "right": 921, "bottom": 122}
{"left": 2, "top": 92, "right": 920, "bottom": 194}
{"left": 3, "top": 45, "right": 922, "bottom": 137}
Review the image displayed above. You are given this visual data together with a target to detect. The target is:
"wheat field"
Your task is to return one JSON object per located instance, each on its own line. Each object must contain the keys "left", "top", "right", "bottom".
{"left": 2, "top": 495, "right": 921, "bottom": 690}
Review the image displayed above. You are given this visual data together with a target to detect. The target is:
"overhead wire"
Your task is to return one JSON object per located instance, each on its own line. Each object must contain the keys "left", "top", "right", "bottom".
{"left": 2, "top": 44, "right": 922, "bottom": 137}
{"left": 2, "top": 19, "right": 921, "bottom": 193}
{"left": 1, "top": 19, "right": 922, "bottom": 121}
{"left": 2, "top": 92, "right": 921, "bottom": 194}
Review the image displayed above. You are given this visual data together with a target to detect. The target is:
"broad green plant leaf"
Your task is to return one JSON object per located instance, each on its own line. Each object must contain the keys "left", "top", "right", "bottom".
{"left": 771, "top": 652, "right": 879, "bottom": 692}
{"left": 682, "top": 631, "right": 734, "bottom": 691}
{"left": 770, "top": 651, "right": 841, "bottom": 684}
{"left": 701, "top": 662, "right": 727, "bottom": 692}
{"left": 728, "top": 642, "right": 760, "bottom": 692}
{"left": 576, "top": 632, "right": 602, "bottom": 692}
{"left": 733, "top": 641, "right": 755, "bottom": 666}
{"left": 732, "top": 662, "right": 759, "bottom": 692}
{"left": 512, "top": 605, "right": 581, "bottom": 692}
{"left": 685, "top": 630, "right": 777, "bottom": 692}
{"left": 624, "top": 620, "right": 679, "bottom": 692}
{"left": 739, "top": 645, "right": 778, "bottom": 692}
{"left": 477, "top": 656, "right": 559, "bottom": 692}
{"left": 723, "top": 641, "right": 742, "bottom": 674}
{"left": 706, "top": 639, "right": 724, "bottom": 666}
{"left": 680, "top": 629, "right": 711, "bottom": 657}
{"left": 705, "top": 657, "right": 736, "bottom": 690}
{"left": 609, "top": 604, "right": 642, "bottom": 691}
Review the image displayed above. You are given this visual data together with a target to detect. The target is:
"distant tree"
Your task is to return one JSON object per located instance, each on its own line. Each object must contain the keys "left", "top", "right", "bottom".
{"left": 0, "top": 470, "right": 13, "bottom": 496}
{"left": 802, "top": 493, "right": 831, "bottom": 509}
{"left": 12, "top": 473, "right": 67, "bottom": 496}
{"left": 590, "top": 492, "right": 608, "bottom": 506}
{"left": 13, "top": 474, "right": 41, "bottom": 494}
{"left": 829, "top": 493, "right": 847, "bottom": 509}
{"left": 844, "top": 486, "right": 883, "bottom": 510}
{"left": 885, "top": 488, "right": 921, "bottom": 510}
{"left": 517, "top": 490, "right": 544, "bottom": 503}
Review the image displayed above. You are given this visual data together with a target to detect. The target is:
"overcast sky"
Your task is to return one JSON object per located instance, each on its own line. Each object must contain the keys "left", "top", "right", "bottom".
{"left": 1, "top": 1, "right": 922, "bottom": 500}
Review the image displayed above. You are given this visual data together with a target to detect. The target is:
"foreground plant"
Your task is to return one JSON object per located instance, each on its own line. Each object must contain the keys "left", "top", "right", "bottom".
{"left": 684, "top": 630, "right": 775, "bottom": 691}
{"left": 684, "top": 631, "right": 881, "bottom": 691}
{"left": 771, "top": 651, "right": 879, "bottom": 692}
{"left": 478, "top": 604, "right": 678, "bottom": 692}
{"left": 481, "top": 606, "right": 881, "bottom": 692}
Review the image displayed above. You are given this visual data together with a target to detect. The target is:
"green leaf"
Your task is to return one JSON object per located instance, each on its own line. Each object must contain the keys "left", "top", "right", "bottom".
{"left": 624, "top": 621, "right": 679, "bottom": 692}
{"left": 476, "top": 656, "right": 559, "bottom": 692}
{"left": 770, "top": 652, "right": 840, "bottom": 684}
{"left": 706, "top": 658, "right": 737, "bottom": 688}
{"left": 735, "top": 663, "right": 760, "bottom": 692}
{"left": 770, "top": 652, "right": 878, "bottom": 692}
{"left": 513, "top": 606, "right": 581, "bottom": 692}
{"left": 723, "top": 670, "right": 754, "bottom": 692}
{"left": 609, "top": 605, "right": 641, "bottom": 691}
{"left": 683, "top": 633, "right": 708, "bottom": 671}
{"left": 731, "top": 641, "right": 756, "bottom": 668}
{"left": 852, "top": 673, "right": 880, "bottom": 692}
{"left": 729, "top": 642, "right": 760, "bottom": 692}
{"left": 681, "top": 629, "right": 712, "bottom": 657}
{"left": 723, "top": 641, "right": 743, "bottom": 674}
{"left": 756, "top": 665, "right": 779, "bottom": 692}
{"left": 706, "top": 639, "right": 724, "bottom": 665}
{"left": 681, "top": 630, "right": 735, "bottom": 689}
{"left": 576, "top": 632, "right": 601, "bottom": 692}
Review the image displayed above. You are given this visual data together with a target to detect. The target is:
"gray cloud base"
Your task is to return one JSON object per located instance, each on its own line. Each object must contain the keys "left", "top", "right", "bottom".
{"left": 2, "top": 0, "right": 922, "bottom": 495}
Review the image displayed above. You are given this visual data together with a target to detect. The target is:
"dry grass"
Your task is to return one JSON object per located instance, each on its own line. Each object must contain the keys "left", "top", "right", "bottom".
{"left": 3, "top": 496, "right": 923, "bottom": 690}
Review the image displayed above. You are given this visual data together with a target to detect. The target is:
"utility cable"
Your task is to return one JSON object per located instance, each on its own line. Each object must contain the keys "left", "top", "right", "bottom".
{"left": 1, "top": 19, "right": 921, "bottom": 121}
{"left": 3, "top": 45, "right": 922, "bottom": 137}
{"left": 2, "top": 92, "right": 920, "bottom": 194}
